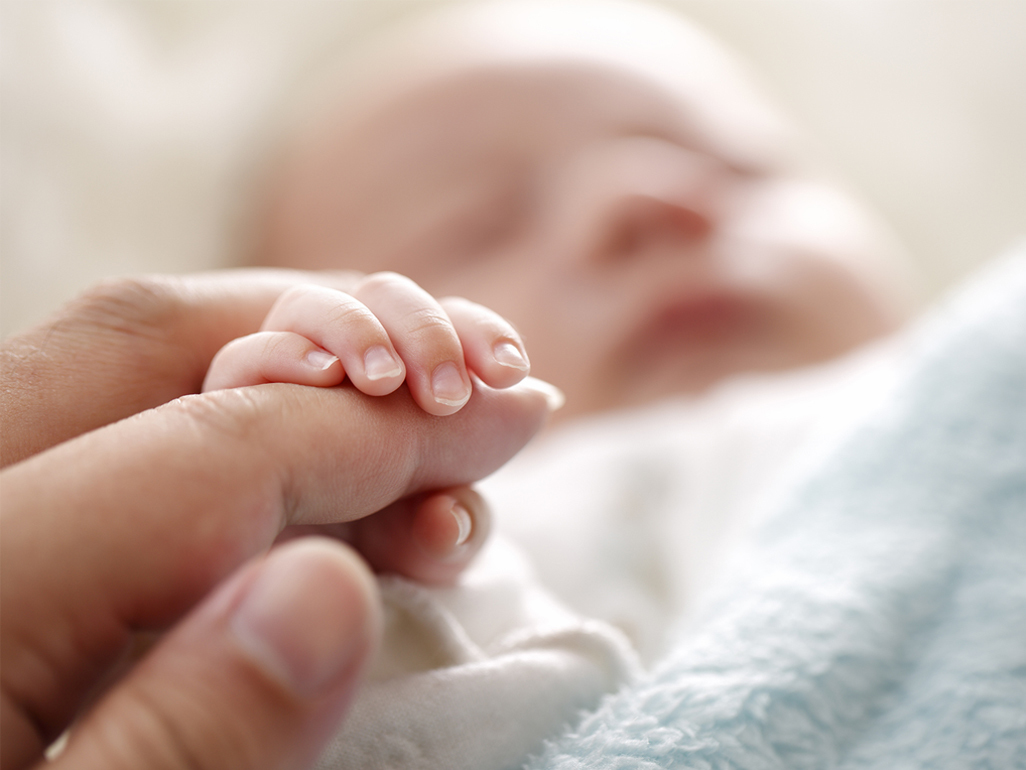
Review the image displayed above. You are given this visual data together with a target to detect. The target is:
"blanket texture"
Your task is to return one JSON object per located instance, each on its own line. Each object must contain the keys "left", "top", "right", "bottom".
{"left": 313, "top": 539, "right": 639, "bottom": 770}
{"left": 524, "top": 245, "right": 1026, "bottom": 769}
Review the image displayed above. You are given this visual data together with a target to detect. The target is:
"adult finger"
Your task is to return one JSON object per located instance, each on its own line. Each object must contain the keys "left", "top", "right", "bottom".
{"left": 0, "top": 269, "right": 362, "bottom": 467}
{"left": 0, "top": 376, "right": 559, "bottom": 764}
{"left": 50, "top": 538, "right": 381, "bottom": 770}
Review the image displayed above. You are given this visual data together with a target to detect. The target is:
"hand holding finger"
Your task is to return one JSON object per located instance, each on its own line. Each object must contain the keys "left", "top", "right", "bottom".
{"left": 200, "top": 275, "right": 531, "bottom": 411}
{"left": 1, "top": 270, "right": 558, "bottom": 770}
{"left": 1, "top": 375, "right": 558, "bottom": 765}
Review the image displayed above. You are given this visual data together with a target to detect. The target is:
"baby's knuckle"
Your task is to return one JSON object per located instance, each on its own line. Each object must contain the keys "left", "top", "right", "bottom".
{"left": 441, "top": 296, "right": 518, "bottom": 335}
{"left": 274, "top": 283, "right": 318, "bottom": 306}
{"left": 358, "top": 271, "right": 420, "bottom": 296}
{"left": 438, "top": 295, "right": 474, "bottom": 312}
{"left": 324, "top": 299, "right": 374, "bottom": 329}
{"left": 406, "top": 307, "right": 455, "bottom": 338}
{"left": 258, "top": 332, "right": 294, "bottom": 361}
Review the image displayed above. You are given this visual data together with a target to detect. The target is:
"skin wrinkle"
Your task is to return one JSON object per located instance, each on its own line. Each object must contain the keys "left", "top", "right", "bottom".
{"left": 60, "top": 277, "right": 179, "bottom": 343}
{"left": 1, "top": 628, "right": 69, "bottom": 750}
{"left": 100, "top": 677, "right": 217, "bottom": 770}
{"left": 406, "top": 307, "right": 461, "bottom": 340}
{"left": 1, "top": 278, "right": 214, "bottom": 467}
{"left": 316, "top": 299, "right": 378, "bottom": 334}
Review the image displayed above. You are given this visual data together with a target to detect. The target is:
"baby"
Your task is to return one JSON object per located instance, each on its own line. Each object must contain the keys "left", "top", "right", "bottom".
{"left": 238, "top": 0, "right": 911, "bottom": 423}
{"left": 200, "top": 2, "right": 919, "bottom": 766}
{"left": 210, "top": 0, "right": 910, "bottom": 425}
{"left": 198, "top": 0, "right": 921, "bottom": 618}
{"left": 198, "top": 0, "right": 920, "bottom": 653}
{"left": 203, "top": 0, "right": 914, "bottom": 599}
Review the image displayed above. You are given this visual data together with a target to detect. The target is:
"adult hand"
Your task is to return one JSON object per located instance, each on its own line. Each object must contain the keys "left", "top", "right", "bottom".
{"left": 0, "top": 272, "right": 557, "bottom": 769}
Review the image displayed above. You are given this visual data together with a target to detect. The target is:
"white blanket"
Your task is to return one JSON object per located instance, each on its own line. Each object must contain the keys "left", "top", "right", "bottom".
{"left": 315, "top": 244, "right": 1026, "bottom": 770}
{"left": 314, "top": 282, "right": 911, "bottom": 770}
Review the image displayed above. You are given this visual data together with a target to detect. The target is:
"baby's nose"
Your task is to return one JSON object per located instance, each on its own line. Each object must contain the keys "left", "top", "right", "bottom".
{"left": 553, "top": 136, "right": 724, "bottom": 265}
{"left": 598, "top": 187, "right": 715, "bottom": 259}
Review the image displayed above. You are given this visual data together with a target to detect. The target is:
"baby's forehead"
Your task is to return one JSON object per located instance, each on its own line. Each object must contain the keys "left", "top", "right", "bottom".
{"left": 361, "top": 63, "right": 683, "bottom": 152}
{"left": 326, "top": 59, "right": 791, "bottom": 185}
{"left": 318, "top": 4, "right": 796, "bottom": 177}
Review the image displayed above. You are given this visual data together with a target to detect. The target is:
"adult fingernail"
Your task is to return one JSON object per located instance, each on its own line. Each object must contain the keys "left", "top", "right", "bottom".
{"left": 493, "top": 340, "right": 530, "bottom": 371}
{"left": 431, "top": 362, "right": 471, "bottom": 407}
{"left": 231, "top": 541, "right": 378, "bottom": 698}
{"left": 364, "top": 345, "right": 402, "bottom": 381}
{"left": 519, "top": 376, "right": 566, "bottom": 412}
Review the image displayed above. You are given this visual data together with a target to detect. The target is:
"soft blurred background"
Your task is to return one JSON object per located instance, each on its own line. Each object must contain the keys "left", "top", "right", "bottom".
{"left": 2, "top": 0, "right": 1024, "bottom": 337}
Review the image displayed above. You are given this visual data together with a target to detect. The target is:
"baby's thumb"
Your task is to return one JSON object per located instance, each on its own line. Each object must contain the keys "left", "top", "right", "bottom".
{"left": 50, "top": 538, "right": 381, "bottom": 770}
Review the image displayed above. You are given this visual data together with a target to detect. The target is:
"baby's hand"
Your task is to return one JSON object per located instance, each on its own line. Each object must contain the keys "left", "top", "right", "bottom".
{"left": 202, "top": 272, "right": 531, "bottom": 415}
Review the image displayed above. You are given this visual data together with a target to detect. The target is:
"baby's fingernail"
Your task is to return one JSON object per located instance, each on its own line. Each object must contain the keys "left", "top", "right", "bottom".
{"left": 451, "top": 503, "right": 472, "bottom": 547}
{"left": 416, "top": 497, "right": 474, "bottom": 560}
{"left": 493, "top": 340, "right": 530, "bottom": 371}
{"left": 519, "top": 376, "right": 566, "bottom": 412}
{"left": 364, "top": 345, "right": 402, "bottom": 381}
{"left": 306, "top": 349, "right": 339, "bottom": 371}
{"left": 431, "top": 362, "right": 471, "bottom": 407}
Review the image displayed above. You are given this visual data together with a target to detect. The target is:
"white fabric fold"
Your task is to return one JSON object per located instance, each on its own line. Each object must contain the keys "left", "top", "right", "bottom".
{"left": 314, "top": 538, "right": 639, "bottom": 770}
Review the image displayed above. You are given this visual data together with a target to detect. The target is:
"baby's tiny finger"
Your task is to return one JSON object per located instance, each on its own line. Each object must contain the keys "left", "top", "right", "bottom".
{"left": 202, "top": 331, "right": 345, "bottom": 392}
{"left": 354, "top": 273, "right": 472, "bottom": 416}
{"left": 341, "top": 486, "right": 491, "bottom": 586}
{"left": 262, "top": 285, "right": 406, "bottom": 397}
{"left": 440, "top": 296, "right": 530, "bottom": 389}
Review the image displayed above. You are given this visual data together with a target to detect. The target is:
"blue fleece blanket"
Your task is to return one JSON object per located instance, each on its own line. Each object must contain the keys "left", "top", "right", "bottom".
{"left": 524, "top": 245, "right": 1026, "bottom": 770}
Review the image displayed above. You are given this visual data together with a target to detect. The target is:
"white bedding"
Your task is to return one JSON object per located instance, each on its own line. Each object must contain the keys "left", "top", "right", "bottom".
{"left": 3, "top": 4, "right": 1025, "bottom": 768}
{"left": 311, "top": 331, "right": 909, "bottom": 769}
{"left": 313, "top": 245, "right": 1026, "bottom": 769}
{"left": 484, "top": 338, "right": 905, "bottom": 662}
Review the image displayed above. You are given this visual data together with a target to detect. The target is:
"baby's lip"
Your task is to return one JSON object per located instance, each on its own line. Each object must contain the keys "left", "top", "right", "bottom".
{"left": 600, "top": 286, "right": 765, "bottom": 396}
{"left": 638, "top": 289, "right": 759, "bottom": 346}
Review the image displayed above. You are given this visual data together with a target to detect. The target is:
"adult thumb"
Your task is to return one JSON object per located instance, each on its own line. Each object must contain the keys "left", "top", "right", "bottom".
{"left": 49, "top": 538, "right": 381, "bottom": 770}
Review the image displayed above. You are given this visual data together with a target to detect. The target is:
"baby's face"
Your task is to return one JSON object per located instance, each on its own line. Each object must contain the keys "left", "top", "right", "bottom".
{"left": 262, "top": 10, "right": 905, "bottom": 418}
